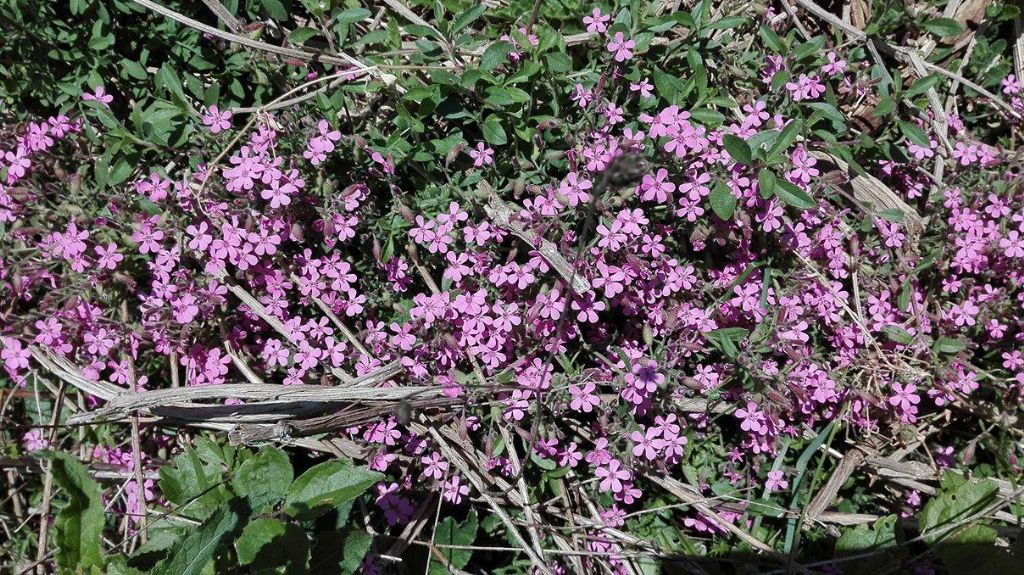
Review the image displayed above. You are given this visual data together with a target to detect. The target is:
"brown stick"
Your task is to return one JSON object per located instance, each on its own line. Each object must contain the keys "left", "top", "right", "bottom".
{"left": 121, "top": 303, "right": 148, "bottom": 543}
{"left": 129, "top": 0, "right": 402, "bottom": 91}
{"left": 34, "top": 383, "right": 67, "bottom": 574}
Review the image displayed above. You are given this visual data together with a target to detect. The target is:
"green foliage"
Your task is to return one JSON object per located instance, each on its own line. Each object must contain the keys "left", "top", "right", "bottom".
{"left": 709, "top": 182, "right": 737, "bottom": 220}
{"left": 722, "top": 134, "right": 752, "bottom": 165}
{"left": 774, "top": 180, "right": 816, "bottom": 210}
{"left": 6, "top": 0, "right": 1024, "bottom": 571}
{"left": 919, "top": 474, "right": 1000, "bottom": 544}
{"left": 429, "top": 511, "right": 478, "bottom": 574}
{"left": 235, "top": 518, "right": 310, "bottom": 573}
{"left": 917, "top": 474, "right": 1024, "bottom": 572}
{"left": 308, "top": 528, "right": 374, "bottom": 575}
{"left": 231, "top": 445, "right": 294, "bottom": 510}
{"left": 920, "top": 17, "right": 965, "bottom": 37}
{"left": 285, "top": 459, "right": 384, "bottom": 521}
{"left": 39, "top": 451, "right": 106, "bottom": 572}
{"left": 156, "top": 497, "right": 250, "bottom": 575}
{"left": 158, "top": 444, "right": 234, "bottom": 521}
{"left": 834, "top": 515, "right": 905, "bottom": 574}
{"left": 139, "top": 445, "right": 378, "bottom": 573}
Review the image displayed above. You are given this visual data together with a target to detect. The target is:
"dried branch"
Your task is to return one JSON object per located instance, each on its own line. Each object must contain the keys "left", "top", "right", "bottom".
{"left": 129, "top": 0, "right": 403, "bottom": 92}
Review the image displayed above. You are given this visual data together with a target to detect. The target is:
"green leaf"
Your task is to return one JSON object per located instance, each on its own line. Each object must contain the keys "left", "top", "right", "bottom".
{"left": 746, "top": 498, "right": 785, "bottom": 518}
{"left": 920, "top": 475, "right": 1000, "bottom": 545}
{"left": 921, "top": 17, "right": 965, "bottom": 37}
{"left": 309, "top": 529, "right": 373, "bottom": 575}
{"left": 905, "top": 74, "right": 940, "bottom": 99}
{"left": 235, "top": 518, "right": 309, "bottom": 572}
{"left": 933, "top": 338, "right": 966, "bottom": 354}
{"left": 874, "top": 94, "right": 897, "bottom": 117}
{"left": 710, "top": 182, "right": 737, "bottom": 220}
{"left": 688, "top": 107, "right": 725, "bottom": 126}
{"left": 759, "top": 25, "right": 785, "bottom": 53}
{"left": 882, "top": 325, "right": 913, "bottom": 345}
{"left": 285, "top": 460, "right": 382, "bottom": 521}
{"left": 261, "top": 0, "right": 288, "bottom": 20}
{"left": 484, "top": 86, "right": 530, "bottom": 106}
{"left": 722, "top": 134, "right": 752, "bottom": 165}
{"left": 793, "top": 36, "right": 825, "bottom": 61}
{"left": 157, "top": 498, "right": 250, "bottom": 575}
{"left": 430, "top": 511, "right": 478, "bottom": 574}
{"left": 652, "top": 71, "right": 685, "bottom": 102}
{"left": 805, "top": 102, "right": 845, "bottom": 126}
{"left": 768, "top": 119, "right": 802, "bottom": 160}
{"left": 545, "top": 52, "right": 572, "bottom": 74}
{"left": 877, "top": 208, "right": 906, "bottom": 222}
{"left": 835, "top": 515, "right": 904, "bottom": 575}
{"left": 898, "top": 120, "right": 931, "bottom": 147}
{"left": 480, "top": 41, "right": 513, "bottom": 71}
{"left": 39, "top": 451, "right": 105, "bottom": 570}
{"left": 232, "top": 446, "right": 293, "bottom": 510}
{"left": 933, "top": 525, "right": 1024, "bottom": 573}
{"left": 758, "top": 170, "right": 777, "bottom": 198}
{"left": 774, "top": 180, "right": 816, "bottom": 209}
{"left": 481, "top": 115, "right": 507, "bottom": 146}
{"left": 705, "top": 15, "right": 747, "bottom": 30}
{"left": 158, "top": 447, "right": 232, "bottom": 520}
{"left": 452, "top": 4, "right": 487, "bottom": 33}
{"left": 122, "top": 60, "right": 149, "bottom": 81}
{"left": 705, "top": 327, "right": 749, "bottom": 359}
{"left": 340, "top": 529, "right": 373, "bottom": 574}
{"left": 335, "top": 7, "right": 371, "bottom": 25}
{"left": 289, "top": 27, "right": 321, "bottom": 44}
{"left": 157, "top": 64, "right": 192, "bottom": 112}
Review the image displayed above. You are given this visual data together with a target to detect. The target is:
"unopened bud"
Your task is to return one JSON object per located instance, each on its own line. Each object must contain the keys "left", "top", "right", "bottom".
{"left": 372, "top": 237, "right": 382, "bottom": 262}
{"left": 396, "top": 203, "right": 415, "bottom": 223}
{"left": 447, "top": 143, "right": 466, "bottom": 164}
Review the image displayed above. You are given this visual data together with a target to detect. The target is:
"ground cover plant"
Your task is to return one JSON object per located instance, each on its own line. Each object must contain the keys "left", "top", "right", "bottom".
{"left": 2, "top": 0, "right": 1024, "bottom": 573}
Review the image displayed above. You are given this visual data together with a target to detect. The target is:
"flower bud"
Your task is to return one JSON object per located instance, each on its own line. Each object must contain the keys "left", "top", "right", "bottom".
{"left": 396, "top": 203, "right": 415, "bottom": 223}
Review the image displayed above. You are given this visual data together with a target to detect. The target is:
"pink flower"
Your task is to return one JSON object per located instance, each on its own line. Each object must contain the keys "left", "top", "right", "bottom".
{"left": 952, "top": 142, "right": 979, "bottom": 165}
{"left": 421, "top": 452, "right": 449, "bottom": 480}
{"left": 786, "top": 147, "right": 819, "bottom": 185}
{"left": 136, "top": 173, "right": 170, "bottom": 202}
{"left": 468, "top": 142, "right": 494, "bottom": 167}
{"left": 23, "top": 429, "right": 50, "bottom": 451}
{"left": 595, "top": 459, "right": 631, "bottom": 494}
{"left": 261, "top": 339, "right": 289, "bottom": 367}
{"left": 442, "top": 474, "right": 470, "bottom": 504}
{"left": 1003, "top": 74, "right": 1022, "bottom": 95}
{"left": 82, "top": 86, "right": 113, "bottom": 106}
{"left": 606, "top": 32, "right": 635, "bottom": 62}
{"left": 630, "top": 78, "right": 654, "bottom": 98}
{"left": 1000, "top": 230, "right": 1024, "bottom": 258}
{"left": 888, "top": 382, "right": 920, "bottom": 411}
{"left": 568, "top": 381, "right": 600, "bottom": 412}
{"left": 558, "top": 172, "right": 593, "bottom": 207}
{"left": 735, "top": 401, "right": 766, "bottom": 434}
{"left": 821, "top": 52, "right": 847, "bottom": 76}
{"left": 785, "top": 74, "right": 825, "bottom": 101}
{"left": 583, "top": 7, "right": 611, "bottom": 33}
{"left": 261, "top": 177, "right": 297, "bottom": 209}
{"left": 631, "top": 428, "right": 666, "bottom": 461}
{"left": 94, "top": 243, "right": 123, "bottom": 270}
{"left": 640, "top": 168, "right": 676, "bottom": 203}
{"left": 765, "top": 470, "right": 789, "bottom": 492}
{"left": 4, "top": 148, "right": 31, "bottom": 183}
{"left": 201, "top": 105, "right": 233, "bottom": 134}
